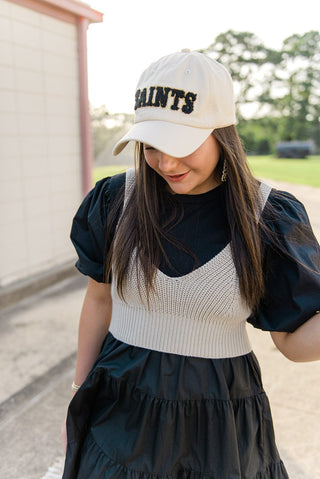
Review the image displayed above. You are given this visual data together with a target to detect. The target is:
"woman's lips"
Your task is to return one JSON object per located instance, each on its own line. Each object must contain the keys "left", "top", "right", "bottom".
{"left": 166, "top": 171, "right": 190, "bottom": 182}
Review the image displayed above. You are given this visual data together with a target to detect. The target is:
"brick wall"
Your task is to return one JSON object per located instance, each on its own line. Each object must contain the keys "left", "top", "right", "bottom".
{"left": 0, "top": 0, "right": 83, "bottom": 287}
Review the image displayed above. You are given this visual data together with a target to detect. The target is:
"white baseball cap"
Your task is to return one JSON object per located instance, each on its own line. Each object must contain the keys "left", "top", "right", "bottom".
{"left": 112, "top": 50, "right": 236, "bottom": 158}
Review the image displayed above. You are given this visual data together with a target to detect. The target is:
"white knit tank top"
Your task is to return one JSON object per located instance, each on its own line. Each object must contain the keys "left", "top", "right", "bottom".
{"left": 109, "top": 168, "right": 272, "bottom": 359}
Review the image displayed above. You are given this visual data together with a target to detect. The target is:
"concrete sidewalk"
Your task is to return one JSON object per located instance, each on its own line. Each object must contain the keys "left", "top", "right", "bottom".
{"left": 0, "top": 179, "right": 319, "bottom": 479}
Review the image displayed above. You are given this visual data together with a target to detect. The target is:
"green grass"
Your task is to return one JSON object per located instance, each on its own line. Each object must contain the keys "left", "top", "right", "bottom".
{"left": 93, "top": 165, "right": 132, "bottom": 184}
{"left": 93, "top": 156, "right": 320, "bottom": 187}
{"left": 248, "top": 155, "right": 320, "bottom": 187}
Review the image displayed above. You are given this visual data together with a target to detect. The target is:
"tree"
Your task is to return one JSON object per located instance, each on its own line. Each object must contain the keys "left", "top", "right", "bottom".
{"left": 200, "top": 30, "right": 320, "bottom": 153}
{"left": 90, "top": 105, "right": 134, "bottom": 161}
{"left": 90, "top": 104, "right": 110, "bottom": 159}
{"left": 200, "top": 30, "right": 282, "bottom": 120}
{"left": 275, "top": 31, "right": 320, "bottom": 143}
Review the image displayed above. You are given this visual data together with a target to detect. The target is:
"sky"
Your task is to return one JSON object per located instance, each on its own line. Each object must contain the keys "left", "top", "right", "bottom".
{"left": 86, "top": 0, "right": 319, "bottom": 114}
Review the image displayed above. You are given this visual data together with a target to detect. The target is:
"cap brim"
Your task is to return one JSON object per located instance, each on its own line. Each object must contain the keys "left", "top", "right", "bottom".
{"left": 112, "top": 121, "right": 213, "bottom": 158}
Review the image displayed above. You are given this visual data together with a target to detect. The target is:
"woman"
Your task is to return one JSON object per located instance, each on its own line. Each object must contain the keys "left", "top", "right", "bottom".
{"left": 62, "top": 50, "right": 320, "bottom": 479}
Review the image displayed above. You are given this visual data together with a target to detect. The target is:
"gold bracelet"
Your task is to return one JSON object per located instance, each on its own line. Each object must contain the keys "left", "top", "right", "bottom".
{"left": 72, "top": 381, "right": 81, "bottom": 392}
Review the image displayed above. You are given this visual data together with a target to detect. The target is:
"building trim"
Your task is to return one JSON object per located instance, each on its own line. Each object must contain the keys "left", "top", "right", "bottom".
{"left": 9, "top": 0, "right": 103, "bottom": 24}
{"left": 77, "top": 16, "right": 93, "bottom": 194}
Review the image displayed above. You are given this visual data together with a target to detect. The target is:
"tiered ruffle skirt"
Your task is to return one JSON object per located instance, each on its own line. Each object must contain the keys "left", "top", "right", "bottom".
{"left": 63, "top": 333, "right": 288, "bottom": 479}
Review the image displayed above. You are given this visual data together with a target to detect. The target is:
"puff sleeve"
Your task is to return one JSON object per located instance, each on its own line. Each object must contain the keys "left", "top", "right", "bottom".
{"left": 70, "top": 178, "right": 112, "bottom": 282}
{"left": 247, "top": 189, "right": 320, "bottom": 332}
{"left": 70, "top": 173, "right": 125, "bottom": 283}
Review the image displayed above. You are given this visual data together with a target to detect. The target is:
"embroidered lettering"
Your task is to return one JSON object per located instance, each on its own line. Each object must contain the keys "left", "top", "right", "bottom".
{"left": 135, "top": 86, "right": 197, "bottom": 114}
{"left": 182, "top": 92, "right": 197, "bottom": 114}
{"left": 154, "top": 87, "right": 171, "bottom": 107}
{"left": 135, "top": 88, "right": 148, "bottom": 109}
{"left": 146, "top": 86, "right": 156, "bottom": 106}
{"left": 170, "top": 89, "right": 185, "bottom": 111}
{"left": 134, "top": 89, "right": 141, "bottom": 110}
{"left": 140, "top": 88, "right": 147, "bottom": 107}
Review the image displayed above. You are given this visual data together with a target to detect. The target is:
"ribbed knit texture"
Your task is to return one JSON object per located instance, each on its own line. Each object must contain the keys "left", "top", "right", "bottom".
{"left": 110, "top": 169, "right": 272, "bottom": 358}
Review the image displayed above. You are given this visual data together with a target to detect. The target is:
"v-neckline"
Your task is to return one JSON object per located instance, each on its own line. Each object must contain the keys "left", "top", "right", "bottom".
{"left": 156, "top": 242, "right": 232, "bottom": 281}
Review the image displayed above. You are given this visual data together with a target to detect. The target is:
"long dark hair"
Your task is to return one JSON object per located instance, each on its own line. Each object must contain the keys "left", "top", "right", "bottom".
{"left": 105, "top": 125, "right": 275, "bottom": 311}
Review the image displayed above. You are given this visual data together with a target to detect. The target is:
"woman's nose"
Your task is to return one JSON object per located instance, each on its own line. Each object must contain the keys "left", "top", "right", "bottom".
{"left": 158, "top": 153, "right": 179, "bottom": 172}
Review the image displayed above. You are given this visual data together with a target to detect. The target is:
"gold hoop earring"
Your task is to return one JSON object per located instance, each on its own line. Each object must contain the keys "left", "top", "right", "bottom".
{"left": 221, "top": 160, "right": 227, "bottom": 182}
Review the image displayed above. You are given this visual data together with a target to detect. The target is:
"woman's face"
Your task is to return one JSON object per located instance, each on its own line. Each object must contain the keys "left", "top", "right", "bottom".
{"left": 143, "top": 134, "right": 221, "bottom": 195}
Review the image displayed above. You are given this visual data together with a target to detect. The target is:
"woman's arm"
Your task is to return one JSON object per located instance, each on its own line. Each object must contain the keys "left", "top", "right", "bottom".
{"left": 73, "top": 278, "right": 112, "bottom": 386}
{"left": 270, "top": 311, "right": 320, "bottom": 362}
{"left": 62, "top": 278, "right": 112, "bottom": 452}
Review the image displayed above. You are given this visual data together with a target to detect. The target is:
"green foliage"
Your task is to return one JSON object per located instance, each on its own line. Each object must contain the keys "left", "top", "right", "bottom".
{"left": 201, "top": 30, "right": 320, "bottom": 153}
{"left": 91, "top": 105, "right": 110, "bottom": 159}
{"left": 237, "top": 118, "right": 277, "bottom": 155}
{"left": 90, "top": 105, "right": 134, "bottom": 161}
{"left": 201, "top": 30, "right": 282, "bottom": 121}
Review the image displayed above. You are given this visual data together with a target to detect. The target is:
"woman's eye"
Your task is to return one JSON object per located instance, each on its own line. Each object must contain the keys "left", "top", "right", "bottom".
{"left": 144, "top": 145, "right": 156, "bottom": 151}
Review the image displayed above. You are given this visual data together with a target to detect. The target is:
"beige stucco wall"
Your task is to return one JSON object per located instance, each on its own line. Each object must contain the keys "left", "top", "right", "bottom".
{"left": 0, "top": 0, "right": 83, "bottom": 287}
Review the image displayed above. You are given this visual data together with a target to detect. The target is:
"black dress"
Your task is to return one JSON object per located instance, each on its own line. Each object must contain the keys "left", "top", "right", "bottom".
{"left": 63, "top": 173, "right": 320, "bottom": 479}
